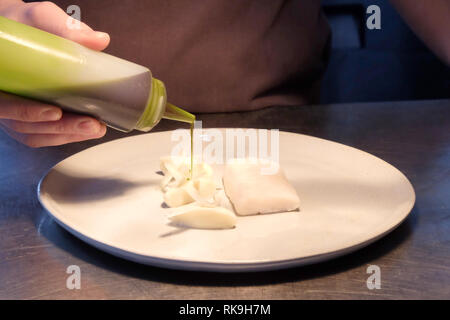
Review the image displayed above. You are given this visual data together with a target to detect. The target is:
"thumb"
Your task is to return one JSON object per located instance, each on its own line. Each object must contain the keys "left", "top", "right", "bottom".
{"left": 24, "top": 2, "right": 110, "bottom": 51}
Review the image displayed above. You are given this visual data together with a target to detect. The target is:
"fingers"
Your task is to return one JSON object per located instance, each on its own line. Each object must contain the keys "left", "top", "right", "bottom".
{"left": 0, "top": 92, "right": 62, "bottom": 122}
{"left": 0, "top": 113, "right": 106, "bottom": 135}
{"left": 70, "top": 30, "right": 110, "bottom": 52}
{"left": 0, "top": 92, "right": 108, "bottom": 147}
{"left": 0, "top": 118, "right": 107, "bottom": 148}
{"left": 19, "top": 2, "right": 110, "bottom": 51}
{"left": 2, "top": 130, "right": 107, "bottom": 148}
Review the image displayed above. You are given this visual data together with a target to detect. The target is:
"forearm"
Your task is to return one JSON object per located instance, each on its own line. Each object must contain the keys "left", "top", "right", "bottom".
{"left": 390, "top": 0, "right": 450, "bottom": 65}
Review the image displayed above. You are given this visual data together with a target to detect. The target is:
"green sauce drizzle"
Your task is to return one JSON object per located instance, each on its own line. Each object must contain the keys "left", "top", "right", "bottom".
{"left": 161, "top": 103, "right": 196, "bottom": 180}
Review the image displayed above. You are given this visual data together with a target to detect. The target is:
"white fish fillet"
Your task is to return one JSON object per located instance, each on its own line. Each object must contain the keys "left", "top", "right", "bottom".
{"left": 223, "top": 161, "right": 300, "bottom": 215}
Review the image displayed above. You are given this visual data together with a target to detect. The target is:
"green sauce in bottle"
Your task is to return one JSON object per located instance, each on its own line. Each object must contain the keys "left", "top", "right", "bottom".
{"left": 0, "top": 16, "right": 195, "bottom": 135}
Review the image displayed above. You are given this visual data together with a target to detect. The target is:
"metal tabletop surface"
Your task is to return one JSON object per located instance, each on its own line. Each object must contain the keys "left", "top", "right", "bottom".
{"left": 1, "top": 99, "right": 449, "bottom": 299}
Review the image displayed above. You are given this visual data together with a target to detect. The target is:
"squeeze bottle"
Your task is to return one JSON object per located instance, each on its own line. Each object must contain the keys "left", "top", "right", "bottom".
{"left": 0, "top": 16, "right": 194, "bottom": 132}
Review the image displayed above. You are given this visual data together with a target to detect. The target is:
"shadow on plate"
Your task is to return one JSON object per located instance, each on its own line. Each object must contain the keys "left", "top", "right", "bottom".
{"left": 41, "top": 168, "right": 157, "bottom": 203}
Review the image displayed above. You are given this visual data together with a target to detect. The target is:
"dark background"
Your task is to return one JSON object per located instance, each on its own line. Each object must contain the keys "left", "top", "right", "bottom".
{"left": 320, "top": 0, "right": 449, "bottom": 103}
{"left": 23, "top": 0, "right": 450, "bottom": 104}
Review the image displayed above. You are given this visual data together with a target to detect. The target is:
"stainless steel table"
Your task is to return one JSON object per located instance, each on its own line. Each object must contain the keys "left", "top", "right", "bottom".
{"left": 1, "top": 99, "right": 449, "bottom": 299}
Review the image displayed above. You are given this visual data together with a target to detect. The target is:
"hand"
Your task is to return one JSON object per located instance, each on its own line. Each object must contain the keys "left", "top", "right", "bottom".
{"left": 0, "top": 1, "right": 109, "bottom": 147}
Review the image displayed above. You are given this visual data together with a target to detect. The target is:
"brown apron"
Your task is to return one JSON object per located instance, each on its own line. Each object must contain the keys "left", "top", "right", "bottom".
{"left": 53, "top": 0, "right": 330, "bottom": 112}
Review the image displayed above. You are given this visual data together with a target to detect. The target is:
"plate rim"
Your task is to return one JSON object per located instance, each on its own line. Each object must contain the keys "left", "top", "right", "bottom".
{"left": 37, "top": 129, "right": 416, "bottom": 272}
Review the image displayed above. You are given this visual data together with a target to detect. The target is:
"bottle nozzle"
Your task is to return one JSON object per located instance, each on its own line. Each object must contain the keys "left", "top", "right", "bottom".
{"left": 136, "top": 78, "right": 195, "bottom": 131}
{"left": 163, "top": 103, "right": 195, "bottom": 124}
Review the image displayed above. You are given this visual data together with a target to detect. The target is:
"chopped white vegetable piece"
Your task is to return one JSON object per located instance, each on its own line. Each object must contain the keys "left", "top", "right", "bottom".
{"left": 164, "top": 187, "right": 194, "bottom": 208}
{"left": 214, "top": 189, "right": 235, "bottom": 212}
{"left": 183, "top": 177, "right": 217, "bottom": 204}
{"left": 160, "top": 157, "right": 218, "bottom": 208}
{"left": 168, "top": 204, "right": 236, "bottom": 229}
{"left": 159, "top": 157, "right": 238, "bottom": 229}
{"left": 160, "top": 156, "right": 213, "bottom": 191}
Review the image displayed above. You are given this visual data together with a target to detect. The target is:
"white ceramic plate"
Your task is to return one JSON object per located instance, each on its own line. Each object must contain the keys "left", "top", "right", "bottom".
{"left": 38, "top": 129, "right": 415, "bottom": 272}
